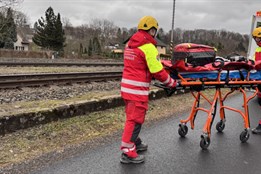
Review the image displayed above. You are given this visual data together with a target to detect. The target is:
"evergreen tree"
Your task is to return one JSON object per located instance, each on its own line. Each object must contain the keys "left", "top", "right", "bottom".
{"left": 92, "top": 36, "right": 101, "bottom": 55}
{"left": 88, "top": 39, "right": 93, "bottom": 56}
{"left": 4, "top": 8, "right": 17, "bottom": 49}
{"left": 0, "top": 8, "right": 16, "bottom": 49}
{"left": 44, "top": 6, "right": 56, "bottom": 49}
{"left": 79, "top": 43, "right": 83, "bottom": 57}
{"left": 116, "top": 28, "right": 122, "bottom": 43}
{"left": 54, "top": 13, "right": 65, "bottom": 52}
{"left": 33, "top": 7, "right": 66, "bottom": 52}
{"left": 0, "top": 12, "right": 6, "bottom": 48}
{"left": 32, "top": 17, "right": 47, "bottom": 48}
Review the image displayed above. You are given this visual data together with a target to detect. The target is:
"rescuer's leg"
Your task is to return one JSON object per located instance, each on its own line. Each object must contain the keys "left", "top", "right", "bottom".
{"left": 120, "top": 100, "right": 147, "bottom": 164}
{"left": 252, "top": 120, "right": 261, "bottom": 134}
{"left": 135, "top": 137, "right": 148, "bottom": 152}
{"left": 129, "top": 124, "right": 148, "bottom": 152}
{"left": 129, "top": 102, "right": 148, "bottom": 152}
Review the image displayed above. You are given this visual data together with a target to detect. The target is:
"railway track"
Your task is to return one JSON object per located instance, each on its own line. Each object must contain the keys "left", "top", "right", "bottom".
{"left": 0, "top": 62, "right": 123, "bottom": 67}
{"left": 0, "top": 71, "right": 122, "bottom": 89}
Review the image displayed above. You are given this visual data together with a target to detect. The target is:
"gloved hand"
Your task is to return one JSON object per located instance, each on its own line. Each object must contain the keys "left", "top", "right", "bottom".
{"left": 164, "top": 88, "right": 176, "bottom": 97}
{"left": 176, "top": 81, "right": 182, "bottom": 88}
{"left": 167, "top": 78, "right": 179, "bottom": 88}
{"left": 164, "top": 80, "right": 181, "bottom": 97}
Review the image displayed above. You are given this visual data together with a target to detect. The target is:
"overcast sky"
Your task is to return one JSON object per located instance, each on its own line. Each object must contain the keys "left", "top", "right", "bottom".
{"left": 15, "top": 0, "right": 260, "bottom": 35}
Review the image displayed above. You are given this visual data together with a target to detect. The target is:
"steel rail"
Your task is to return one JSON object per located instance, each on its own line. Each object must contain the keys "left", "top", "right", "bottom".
{"left": 0, "top": 62, "right": 123, "bottom": 67}
{"left": 0, "top": 71, "right": 122, "bottom": 89}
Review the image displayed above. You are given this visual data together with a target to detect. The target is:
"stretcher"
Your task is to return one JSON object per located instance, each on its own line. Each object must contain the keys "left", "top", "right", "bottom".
{"left": 155, "top": 60, "right": 261, "bottom": 150}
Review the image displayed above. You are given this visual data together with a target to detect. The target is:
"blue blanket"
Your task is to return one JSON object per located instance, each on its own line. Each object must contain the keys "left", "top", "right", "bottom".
{"left": 172, "top": 70, "right": 261, "bottom": 81}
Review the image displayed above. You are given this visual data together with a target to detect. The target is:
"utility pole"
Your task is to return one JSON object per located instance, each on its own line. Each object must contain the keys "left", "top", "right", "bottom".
{"left": 170, "top": 0, "right": 176, "bottom": 55}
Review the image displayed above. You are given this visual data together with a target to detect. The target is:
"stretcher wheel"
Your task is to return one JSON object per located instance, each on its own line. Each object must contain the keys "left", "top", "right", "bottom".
{"left": 178, "top": 124, "right": 188, "bottom": 137}
{"left": 200, "top": 135, "right": 210, "bottom": 150}
{"left": 239, "top": 130, "right": 250, "bottom": 143}
{"left": 216, "top": 121, "right": 225, "bottom": 132}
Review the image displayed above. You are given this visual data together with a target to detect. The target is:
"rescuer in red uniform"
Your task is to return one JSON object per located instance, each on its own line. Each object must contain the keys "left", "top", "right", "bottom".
{"left": 120, "top": 16, "right": 179, "bottom": 164}
{"left": 251, "top": 27, "right": 261, "bottom": 134}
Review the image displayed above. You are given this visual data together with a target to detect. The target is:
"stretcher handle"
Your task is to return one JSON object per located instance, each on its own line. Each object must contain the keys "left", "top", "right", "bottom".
{"left": 153, "top": 82, "right": 184, "bottom": 97}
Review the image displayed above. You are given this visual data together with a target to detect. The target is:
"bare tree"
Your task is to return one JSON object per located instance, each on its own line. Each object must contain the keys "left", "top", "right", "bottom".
{"left": 90, "top": 18, "right": 118, "bottom": 46}
{"left": 13, "top": 10, "right": 28, "bottom": 27}
{"left": 62, "top": 17, "right": 72, "bottom": 28}
{"left": 0, "top": 0, "right": 23, "bottom": 8}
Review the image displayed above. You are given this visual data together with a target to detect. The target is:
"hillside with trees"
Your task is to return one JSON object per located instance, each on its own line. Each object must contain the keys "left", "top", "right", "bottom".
{"left": 171, "top": 28, "right": 249, "bottom": 56}
{"left": 63, "top": 23, "right": 249, "bottom": 58}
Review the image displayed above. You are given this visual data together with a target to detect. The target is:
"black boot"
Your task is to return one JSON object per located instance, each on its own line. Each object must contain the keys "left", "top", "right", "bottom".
{"left": 252, "top": 124, "right": 261, "bottom": 134}
{"left": 120, "top": 153, "right": 145, "bottom": 164}
{"left": 135, "top": 138, "right": 148, "bottom": 152}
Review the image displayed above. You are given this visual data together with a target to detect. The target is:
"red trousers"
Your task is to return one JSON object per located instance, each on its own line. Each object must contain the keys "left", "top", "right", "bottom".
{"left": 121, "top": 100, "right": 148, "bottom": 147}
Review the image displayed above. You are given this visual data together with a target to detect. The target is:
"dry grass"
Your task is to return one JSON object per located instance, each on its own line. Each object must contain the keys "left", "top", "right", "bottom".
{"left": 0, "top": 89, "right": 232, "bottom": 168}
{"left": 0, "top": 90, "right": 120, "bottom": 117}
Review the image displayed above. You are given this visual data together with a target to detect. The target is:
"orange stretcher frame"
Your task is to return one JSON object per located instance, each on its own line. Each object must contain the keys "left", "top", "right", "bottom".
{"left": 159, "top": 62, "right": 261, "bottom": 150}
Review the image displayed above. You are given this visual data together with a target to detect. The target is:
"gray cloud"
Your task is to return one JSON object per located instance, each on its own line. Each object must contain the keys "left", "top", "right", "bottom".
{"left": 15, "top": 0, "right": 260, "bottom": 34}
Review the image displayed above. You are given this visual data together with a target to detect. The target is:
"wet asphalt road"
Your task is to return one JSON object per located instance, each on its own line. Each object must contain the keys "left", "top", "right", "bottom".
{"left": 33, "top": 93, "right": 261, "bottom": 174}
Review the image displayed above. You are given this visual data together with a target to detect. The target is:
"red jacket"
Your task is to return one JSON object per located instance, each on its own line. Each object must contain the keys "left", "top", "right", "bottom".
{"left": 121, "top": 30, "right": 176, "bottom": 102}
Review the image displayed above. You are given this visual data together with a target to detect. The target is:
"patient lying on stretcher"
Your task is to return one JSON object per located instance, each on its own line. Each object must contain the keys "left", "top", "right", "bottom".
{"left": 160, "top": 57, "right": 261, "bottom": 81}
